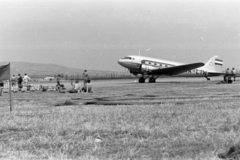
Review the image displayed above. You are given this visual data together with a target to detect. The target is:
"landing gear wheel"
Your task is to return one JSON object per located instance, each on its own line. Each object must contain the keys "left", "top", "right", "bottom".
{"left": 139, "top": 77, "right": 145, "bottom": 83}
{"left": 149, "top": 77, "right": 156, "bottom": 83}
{"left": 206, "top": 78, "right": 210, "bottom": 81}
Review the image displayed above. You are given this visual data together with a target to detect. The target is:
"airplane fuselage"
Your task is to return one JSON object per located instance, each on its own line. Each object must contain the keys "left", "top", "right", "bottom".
{"left": 118, "top": 55, "right": 223, "bottom": 83}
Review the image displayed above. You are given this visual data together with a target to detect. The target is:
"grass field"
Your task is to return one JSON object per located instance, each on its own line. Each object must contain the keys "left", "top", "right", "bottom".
{"left": 0, "top": 77, "right": 240, "bottom": 160}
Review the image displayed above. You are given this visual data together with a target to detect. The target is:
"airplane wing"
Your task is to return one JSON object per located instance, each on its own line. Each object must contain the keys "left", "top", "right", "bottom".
{"left": 150, "top": 62, "right": 205, "bottom": 75}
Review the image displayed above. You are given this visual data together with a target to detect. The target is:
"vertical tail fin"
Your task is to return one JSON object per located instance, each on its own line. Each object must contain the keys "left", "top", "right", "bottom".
{"left": 203, "top": 55, "right": 223, "bottom": 72}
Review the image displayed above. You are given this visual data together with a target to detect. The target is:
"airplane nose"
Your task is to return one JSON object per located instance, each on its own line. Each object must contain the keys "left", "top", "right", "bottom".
{"left": 118, "top": 58, "right": 137, "bottom": 70}
{"left": 118, "top": 59, "right": 124, "bottom": 66}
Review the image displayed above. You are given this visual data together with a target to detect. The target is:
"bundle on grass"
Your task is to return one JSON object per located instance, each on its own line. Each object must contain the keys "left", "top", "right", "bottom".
{"left": 84, "top": 101, "right": 164, "bottom": 105}
{"left": 53, "top": 100, "right": 79, "bottom": 106}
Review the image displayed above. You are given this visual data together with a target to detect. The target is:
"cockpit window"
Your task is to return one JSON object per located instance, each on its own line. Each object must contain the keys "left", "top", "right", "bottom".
{"left": 123, "top": 57, "right": 132, "bottom": 60}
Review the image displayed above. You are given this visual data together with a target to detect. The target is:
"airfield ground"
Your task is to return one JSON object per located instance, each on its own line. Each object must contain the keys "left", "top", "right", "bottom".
{"left": 0, "top": 77, "right": 240, "bottom": 160}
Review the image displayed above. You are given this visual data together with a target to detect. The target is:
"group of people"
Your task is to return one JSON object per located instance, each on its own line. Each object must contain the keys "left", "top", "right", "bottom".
{"left": 0, "top": 73, "right": 31, "bottom": 95}
{"left": 224, "top": 68, "right": 236, "bottom": 83}
{"left": 57, "top": 70, "right": 93, "bottom": 93}
{"left": 1, "top": 70, "right": 93, "bottom": 95}
{"left": 11, "top": 73, "right": 31, "bottom": 89}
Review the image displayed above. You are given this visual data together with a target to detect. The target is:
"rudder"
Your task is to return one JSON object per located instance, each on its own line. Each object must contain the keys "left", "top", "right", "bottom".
{"left": 203, "top": 55, "right": 223, "bottom": 72}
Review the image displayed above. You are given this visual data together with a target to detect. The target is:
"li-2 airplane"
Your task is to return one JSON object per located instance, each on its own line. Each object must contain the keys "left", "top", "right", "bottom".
{"left": 118, "top": 55, "right": 224, "bottom": 83}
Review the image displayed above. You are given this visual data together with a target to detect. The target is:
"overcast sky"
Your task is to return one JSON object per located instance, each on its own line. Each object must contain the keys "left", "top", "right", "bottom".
{"left": 0, "top": 0, "right": 239, "bottom": 71}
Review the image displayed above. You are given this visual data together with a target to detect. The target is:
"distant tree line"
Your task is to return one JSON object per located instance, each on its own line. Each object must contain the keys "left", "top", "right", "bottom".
{"left": 30, "top": 72, "right": 135, "bottom": 80}
{"left": 29, "top": 68, "right": 240, "bottom": 80}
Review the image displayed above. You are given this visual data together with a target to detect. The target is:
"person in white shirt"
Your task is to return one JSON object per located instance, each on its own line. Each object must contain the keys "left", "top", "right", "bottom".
{"left": 23, "top": 73, "right": 31, "bottom": 86}
{"left": 68, "top": 80, "right": 81, "bottom": 93}
{"left": 11, "top": 75, "right": 17, "bottom": 87}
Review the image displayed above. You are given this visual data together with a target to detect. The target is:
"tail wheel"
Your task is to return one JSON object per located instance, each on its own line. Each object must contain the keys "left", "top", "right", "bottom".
{"left": 139, "top": 77, "right": 145, "bottom": 83}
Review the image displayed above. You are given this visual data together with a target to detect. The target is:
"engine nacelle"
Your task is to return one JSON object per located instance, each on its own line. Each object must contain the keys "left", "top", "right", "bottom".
{"left": 139, "top": 64, "right": 158, "bottom": 73}
{"left": 129, "top": 70, "right": 138, "bottom": 75}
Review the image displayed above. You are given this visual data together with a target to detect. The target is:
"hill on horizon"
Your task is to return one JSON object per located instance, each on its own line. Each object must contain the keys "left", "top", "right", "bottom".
{"left": 0, "top": 62, "right": 125, "bottom": 77}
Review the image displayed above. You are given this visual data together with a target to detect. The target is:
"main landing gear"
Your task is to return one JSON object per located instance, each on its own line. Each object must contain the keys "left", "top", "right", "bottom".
{"left": 138, "top": 76, "right": 156, "bottom": 83}
{"left": 149, "top": 77, "right": 156, "bottom": 83}
{"left": 139, "top": 77, "right": 145, "bottom": 83}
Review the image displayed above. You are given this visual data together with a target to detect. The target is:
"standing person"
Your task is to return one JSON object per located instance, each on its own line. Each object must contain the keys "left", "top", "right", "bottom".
{"left": 56, "top": 74, "right": 61, "bottom": 91}
{"left": 17, "top": 74, "right": 23, "bottom": 90}
{"left": 231, "top": 68, "right": 236, "bottom": 81}
{"left": 0, "top": 81, "right": 4, "bottom": 96}
{"left": 224, "top": 68, "right": 230, "bottom": 82}
{"left": 11, "top": 75, "right": 16, "bottom": 87}
{"left": 82, "top": 70, "right": 90, "bottom": 89}
{"left": 23, "top": 73, "right": 31, "bottom": 86}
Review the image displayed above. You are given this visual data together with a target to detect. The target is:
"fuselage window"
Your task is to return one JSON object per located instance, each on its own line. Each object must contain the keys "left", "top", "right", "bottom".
{"left": 145, "top": 61, "right": 149, "bottom": 64}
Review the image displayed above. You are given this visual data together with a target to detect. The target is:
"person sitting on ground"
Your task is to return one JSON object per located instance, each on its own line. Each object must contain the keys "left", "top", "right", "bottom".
{"left": 68, "top": 80, "right": 81, "bottom": 93}
{"left": 41, "top": 85, "right": 48, "bottom": 92}
{"left": 82, "top": 80, "right": 93, "bottom": 93}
